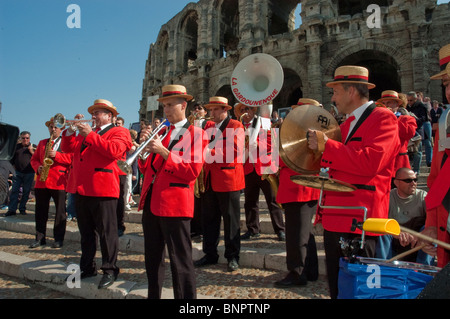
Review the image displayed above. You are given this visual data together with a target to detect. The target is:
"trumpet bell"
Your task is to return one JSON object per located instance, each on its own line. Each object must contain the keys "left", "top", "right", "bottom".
{"left": 279, "top": 105, "right": 342, "bottom": 174}
{"left": 231, "top": 53, "right": 284, "bottom": 107}
{"left": 53, "top": 113, "right": 66, "bottom": 129}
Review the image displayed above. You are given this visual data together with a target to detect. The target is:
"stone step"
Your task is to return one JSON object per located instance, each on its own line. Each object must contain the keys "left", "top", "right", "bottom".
{"left": 0, "top": 215, "right": 327, "bottom": 277}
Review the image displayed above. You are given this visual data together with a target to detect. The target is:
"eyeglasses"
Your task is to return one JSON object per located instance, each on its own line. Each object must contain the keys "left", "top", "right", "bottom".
{"left": 396, "top": 178, "right": 418, "bottom": 183}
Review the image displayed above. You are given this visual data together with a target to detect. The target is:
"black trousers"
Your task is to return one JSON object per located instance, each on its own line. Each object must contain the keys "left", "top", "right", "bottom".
{"left": 244, "top": 170, "right": 284, "bottom": 234}
{"left": 34, "top": 188, "right": 67, "bottom": 243}
{"left": 75, "top": 194, "right": 119, "bottom": 276}
{"left": 117, "top": 174, "right": 127, "bottom": 232}
{"left": 323, "top": 229, "right": 378, "bottom": 299}
{"left": 201, "top": 188, "right": 241, "bottom": 262}
{"left": 284, "top": 201, "right": 317, "bottom": 277}
{"left": 142, "top": 190, "right": 196, "bottom": 299}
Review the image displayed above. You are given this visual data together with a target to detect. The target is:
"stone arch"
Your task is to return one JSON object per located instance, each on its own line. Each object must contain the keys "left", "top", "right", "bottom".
{"left": 213, "top": 0, "right": 240, "bottom": 58}
{"left": 179, "top": 10, "right": 199, "bottom": 72}
{"left": 324, "top": 40, "right": 411, "bottom": 99}
{"left": 155, "top": 29, "right": 170, "bottom": 82}
{"left": 275, "top": 68, "right": 303, "bottom": 110}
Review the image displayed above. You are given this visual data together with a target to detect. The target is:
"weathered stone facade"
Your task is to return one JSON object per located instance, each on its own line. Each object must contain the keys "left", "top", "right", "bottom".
{"left": 140, "top": 0, "right": 450, "bottom": 119}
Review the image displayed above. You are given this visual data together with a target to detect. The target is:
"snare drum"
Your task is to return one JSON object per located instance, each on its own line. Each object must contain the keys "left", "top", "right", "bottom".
{"left": 338, "top": 257, "right": 441, "bottom": 299}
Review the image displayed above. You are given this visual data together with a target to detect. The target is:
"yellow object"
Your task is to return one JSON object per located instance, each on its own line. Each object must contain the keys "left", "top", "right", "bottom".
{"left": 362, "top": 218, "right": 400, "bottom": 236}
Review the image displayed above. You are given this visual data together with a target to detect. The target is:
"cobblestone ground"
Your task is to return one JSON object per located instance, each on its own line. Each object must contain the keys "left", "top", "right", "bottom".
{"left": 0, "top": 221, "right": 330, "bottom": 299}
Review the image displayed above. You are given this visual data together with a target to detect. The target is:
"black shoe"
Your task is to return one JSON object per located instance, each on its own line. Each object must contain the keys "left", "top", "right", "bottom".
{"left": 29, "top": 240, "right": 45, "bottom": 248}
{"left": 277, "top": 231, "right": 286, "bottom": 241}
{"left": 19, "top": 210, "right": 27, "bottom": 215}
{"left": 274, "top": 272, "right": 307, "bottom": 287}
{"left": 240, "top": 231, "right": 260, "bottom": 240}
{"left": 4, "top": 211, "right": 16, "bottom": 217}
{"left": 52, "top": 241, "right": 63, "bottom": 248}
{"left": 227, "top": 258, "right": 239, "bottom": 272}
{"left": 98, "top": 273, "right": 117, "bottom": 289}
{"left": 194, "top": 255, "right": 218, "bottom": 268}
{"left": 80, "top": 270, "right": 97, "bottom": 280}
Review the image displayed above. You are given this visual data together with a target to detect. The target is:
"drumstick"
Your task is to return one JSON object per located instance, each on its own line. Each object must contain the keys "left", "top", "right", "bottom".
{"left": 387, "top": 244, "right": 427, "bottom": 263}
{"left": 400, "top": 226, "right": 450, "bottom": 251}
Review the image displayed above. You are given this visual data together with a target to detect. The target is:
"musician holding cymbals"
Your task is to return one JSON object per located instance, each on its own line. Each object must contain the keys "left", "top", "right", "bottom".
{"left": 307, "top": 66, "right": 400, "bottom": 299}
{"left": 138, "top": 85, "right": 207, "bottom": 299}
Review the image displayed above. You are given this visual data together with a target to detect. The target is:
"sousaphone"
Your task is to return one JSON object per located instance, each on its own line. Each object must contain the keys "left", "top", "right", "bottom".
{"left": 231, "top": 53, "right": 284, "bottom": 117}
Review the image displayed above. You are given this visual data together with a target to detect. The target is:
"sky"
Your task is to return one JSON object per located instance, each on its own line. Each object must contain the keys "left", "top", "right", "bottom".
{"left": 0, "top": 0, "right": 448, "bottom": 144}
{"left": 0, "top": 0, "right": 194, "bottom": 143}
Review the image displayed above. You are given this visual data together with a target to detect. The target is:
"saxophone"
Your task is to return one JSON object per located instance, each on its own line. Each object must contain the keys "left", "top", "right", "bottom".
{"left": 39, "top": 138, "right": 54, "bottom": 182}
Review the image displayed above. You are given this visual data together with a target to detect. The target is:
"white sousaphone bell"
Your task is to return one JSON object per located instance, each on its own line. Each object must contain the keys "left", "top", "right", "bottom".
{"left": 231, "top": 53, "right": 284, "bottom": 118}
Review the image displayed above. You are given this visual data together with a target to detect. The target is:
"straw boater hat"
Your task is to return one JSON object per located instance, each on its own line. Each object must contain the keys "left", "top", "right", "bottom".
{"left": 326, "top": 65, "right": 376, "bottom": 89}
{"left": 88, "top": 99, "right": 119, "bottom": 117}
{"left": 377, "top": 90, "right": 403, "bottom": 104}
{"left": 292, "top": 98, "right": 321, "bottom": 109}
{"left": 430, "top": 44, "right": 450, "bottom": 80}
{"left": 157, "top": 84, "right": 193, "bottom": 102}
{"left": 234, "top": 103, "right": 256, "bottom": 118}
{"left": 204, "top": 96, "right": 233, "bottom": 110}
{"left": 45, "top": 117, "right": 54, "bottom": 127}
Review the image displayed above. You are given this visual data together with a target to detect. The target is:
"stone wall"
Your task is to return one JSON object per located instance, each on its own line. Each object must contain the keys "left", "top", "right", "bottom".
{"left": 140, "top": 0, "right": 450, "bottom": 119}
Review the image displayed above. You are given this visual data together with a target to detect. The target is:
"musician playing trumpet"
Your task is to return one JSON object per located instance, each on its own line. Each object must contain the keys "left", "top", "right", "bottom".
{"left": 30, "top": 118, "right": 72, "bottom": 248}
{"left": 61, "top": 99, "right": 132, "bottom": 289}
{"left": 138, "top": 85, "right": 207, "bottom": 299}
{"left": 235, "top": 103, "right": 285, "bottom": 241}
{"left": 306, "top": 66, "right": 400, "bottom": 299}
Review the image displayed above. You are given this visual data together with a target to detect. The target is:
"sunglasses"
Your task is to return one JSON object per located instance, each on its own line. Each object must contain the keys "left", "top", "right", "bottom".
{"left": 396, "top": 178, "right": 418, "bottom": 183}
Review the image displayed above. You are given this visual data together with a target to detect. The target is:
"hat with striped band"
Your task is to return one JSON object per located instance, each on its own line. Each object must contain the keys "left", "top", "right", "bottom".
{"left": 326, "top": 65, "right": 376, "bottom": 89}
{"left": 377, "top": 90, "right": 403, "bottom": 104}
{"left": 292, "top": 98, "right": 321, "bottom": 109}
{"left": 430, "top": 44, "right": 450, "bottom": 80}
{"left": 157, "top": 85, "right": 194, "bottom": 102}
{"left": 204, "top": 96, "right": 232, "bottom": 110}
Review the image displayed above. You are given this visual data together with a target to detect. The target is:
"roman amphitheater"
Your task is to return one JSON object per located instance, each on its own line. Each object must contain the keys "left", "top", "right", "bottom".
{"left": 139, "top": 0, "right": 450, "bottom": 119}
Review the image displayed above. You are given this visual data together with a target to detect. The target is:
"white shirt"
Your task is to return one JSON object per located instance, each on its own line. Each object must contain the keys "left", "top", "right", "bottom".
{"left": 169, "top": 118, "right": 188, "bottom": 143}
{"left": 346, "top": 100, "right": 373, "bottom": 141}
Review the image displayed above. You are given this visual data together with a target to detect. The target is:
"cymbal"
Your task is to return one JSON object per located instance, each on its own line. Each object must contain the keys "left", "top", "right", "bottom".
{"left": 290, "top": 175, "right": 356, "bottom": 192}
{"left": 279, "top": 105, "right": 341, "bottom": 174}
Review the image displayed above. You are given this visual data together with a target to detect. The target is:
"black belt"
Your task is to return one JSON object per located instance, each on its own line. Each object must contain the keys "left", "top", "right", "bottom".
{"left": 353, "top": 184, "right": 376, "bottom": 191}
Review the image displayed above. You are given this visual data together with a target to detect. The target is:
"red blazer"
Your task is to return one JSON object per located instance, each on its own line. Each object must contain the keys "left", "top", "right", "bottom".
{"left": 319, "top": 104, "right": 400, "bottom": 234}
{"left": 203, "top": 117, "right": 245, "bottom": 192}
{"left": 393, "top": 115, "right": 417, "bottom": 173}
{"left": 61, "top": 124, "right": 132, "bottom": 198}
{"left": 31, "top": 138, "right": 72, "bottom": 190}
{"left": 276, "top": 158, "right": 320, "bottom": 204}
{"left": 425, "top": 129, "right": 450, "bottom": 267}
{"left": 138, "top": 124, "right": 206, "bottom": 217}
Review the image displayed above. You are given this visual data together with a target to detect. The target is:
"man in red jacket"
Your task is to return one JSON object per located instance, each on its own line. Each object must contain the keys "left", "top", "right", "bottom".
{"left": 378, "top": 90, "right": 417, "bottom": 181}
{"left": 138, "top": 85, "right": 207, "bottom": 299}
{"left": 235, "top": 103, "right": 285, "bottom": 241}
{"left": 30, "top": 118, "right": 72, "bottom": 248}
{"left": 61, "top": 99, "right": 132, "bottom": 289}
{"left": 307, "top": 66, "right": 400, "bottom": 299}
{"left": 275, "top": 98, "right": 322, "bottom": 287}
{"left": 421, "top": 44, "right": 450, "bottom": 268}
{"left": 194, "top": 97, "right": 245, "bottom": 272}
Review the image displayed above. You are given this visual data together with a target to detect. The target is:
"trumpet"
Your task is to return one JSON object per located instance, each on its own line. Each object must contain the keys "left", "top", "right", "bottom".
{"left": 117, "top": 119, "right": 169, "bottom": 174}
{"left": 54, "top": 113, "right": 95, "bottom": 130}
